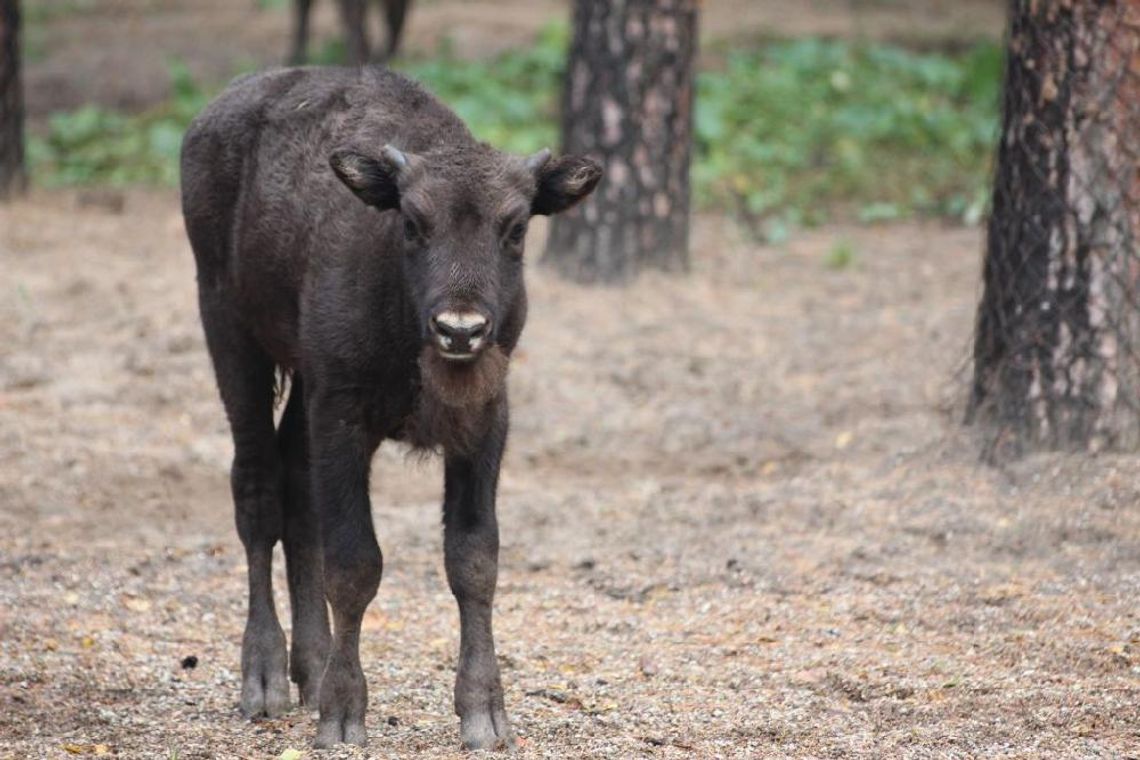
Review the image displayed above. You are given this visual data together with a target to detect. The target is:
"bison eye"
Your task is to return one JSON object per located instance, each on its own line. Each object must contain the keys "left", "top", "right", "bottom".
{"left": 403, "top": 218, "right": 422, "bottom": 243}
{"left": 506, "top": 222, "right": 527, "bottom": 245}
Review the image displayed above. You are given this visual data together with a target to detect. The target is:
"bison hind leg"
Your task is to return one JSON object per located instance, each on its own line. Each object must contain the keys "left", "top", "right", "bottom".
{"left": 197, "top": 287, "right": 291, "bottom": 720}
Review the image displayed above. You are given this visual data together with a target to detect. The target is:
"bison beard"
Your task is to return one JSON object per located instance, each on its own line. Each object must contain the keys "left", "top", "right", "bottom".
{"left": 408, "top": 344, "right": 509, "bottom": 453}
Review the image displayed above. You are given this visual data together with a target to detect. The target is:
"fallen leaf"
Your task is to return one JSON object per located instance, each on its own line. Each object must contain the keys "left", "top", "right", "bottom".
{"left": 835, "top": 431, "right": 854, "bottom": 450}
{"left": 123, "top": 597, "right": 152, "bottom": 612}
{"left": 279, "top": 749, "right": 304, "bottom": 760}
{"left": 60, "top": 745, "right": 111, "bottom": 756}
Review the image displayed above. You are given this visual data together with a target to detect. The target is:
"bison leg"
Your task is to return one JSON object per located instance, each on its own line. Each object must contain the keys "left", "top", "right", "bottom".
{"left": 278, "top": 377, "right": 330, "bottom": 710}
{"left": 337, "top": 0, "right": 370, "bottom": 65}
{"left": 310, "top": 391, "right": 381, "bottom": 748}
{"left": 289, "top": 0, "right": 314, "bottom": 64}
{"left": 380, "top": 0, "right": 410, "bottom": 61}
{"left": 442, "top": 400, "right": 514, "bottom": 751}
{"left": 198, "top": 290, "right": 290, "bottom": 719}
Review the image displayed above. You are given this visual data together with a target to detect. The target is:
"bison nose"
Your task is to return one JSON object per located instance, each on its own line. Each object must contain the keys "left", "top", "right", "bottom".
{"left": 429, "top": 311, "right": 491, "bottom": 360}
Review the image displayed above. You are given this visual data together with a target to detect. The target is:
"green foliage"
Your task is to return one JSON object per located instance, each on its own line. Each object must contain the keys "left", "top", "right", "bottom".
{"left": 29, "top": 61, "right": 209, "bottom": 186}
{"left": 28, "top": 30, "right": 1002, "bottom": 231}
{"left": 695, "top": 38, "right": 1001, "bottom": 233}
{"left": 397, "top": 25, "right": 567, "bottom": 155}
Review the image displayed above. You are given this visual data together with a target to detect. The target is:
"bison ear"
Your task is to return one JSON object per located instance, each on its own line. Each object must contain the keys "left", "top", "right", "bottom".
{"left": 329, "top": 145, "right": 409, "bottom": 210}
{"left": 530, "top": 152, "right": 603, "bottom": 216}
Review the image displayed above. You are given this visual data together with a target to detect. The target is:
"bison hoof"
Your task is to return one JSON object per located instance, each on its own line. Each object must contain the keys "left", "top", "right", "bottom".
{"left": 314, "top": 716, "right": 368, "bottom": 748}
{"left": 239, "top": 626, "right": 290, "bottom": 719}
{"left": 313, "top": 651, "right": 368, "bottom": 747}
{"left": 239, "top": 664, "right": 291, "bottom": 720}
{"left": 291, "top": 650, "right": 327, "bottom": 715}
{"left": 460, "top": 709, "right": 514, "bottom": 752}
{"left": 297, "top": 679, "right": 322, "bottom": 716}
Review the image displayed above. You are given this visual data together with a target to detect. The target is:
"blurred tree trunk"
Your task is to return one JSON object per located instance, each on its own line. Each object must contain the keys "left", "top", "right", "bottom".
{"left": 0, "top": 0, "right": 26, "bottom": 200}
{"left": 968, "top": 1, "right": 1140, "bottom": 457}
{"left": 544, "top": 0, "right": 697, "bottom": 283}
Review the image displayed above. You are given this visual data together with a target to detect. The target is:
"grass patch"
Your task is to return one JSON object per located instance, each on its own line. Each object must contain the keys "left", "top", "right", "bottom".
{"left": 29, "top": 61, "right": 208, "bottom": 186}
{"left": 28, "top": 29, "right": 1001, "bottom": 229}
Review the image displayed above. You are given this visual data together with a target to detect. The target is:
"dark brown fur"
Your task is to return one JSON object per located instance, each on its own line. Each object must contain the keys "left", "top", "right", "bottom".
{"left": 408, "top": 345, "right": 508, "bottom": 453}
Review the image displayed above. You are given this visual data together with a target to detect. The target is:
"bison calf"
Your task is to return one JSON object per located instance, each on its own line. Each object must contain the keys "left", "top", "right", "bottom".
{"left": 180, "top": 66, "right": 600, "bottom": 749}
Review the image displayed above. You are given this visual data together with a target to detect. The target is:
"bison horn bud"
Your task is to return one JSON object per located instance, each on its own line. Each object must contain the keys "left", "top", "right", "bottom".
{"left": 382, "top": 144, "right": 410, "bottom": 172}
{"left": 525, "top": 147, "right": 552, "bottom": 173}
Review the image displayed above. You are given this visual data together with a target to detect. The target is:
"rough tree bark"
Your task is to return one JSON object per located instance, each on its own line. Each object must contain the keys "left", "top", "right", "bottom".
{"left": 543, "top": 0, "right": 698, "bottom": 283}
{"left": 0, "top": 0, "right": 26, "bottom": 199}
{"left": 968, "top": 0, "right": 1140, "bottom": 456}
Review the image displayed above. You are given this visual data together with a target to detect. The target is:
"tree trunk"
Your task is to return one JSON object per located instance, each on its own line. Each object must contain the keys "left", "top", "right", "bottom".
{"left": 0, "top": 0, "right": 25, "bottom": 200}
{"left": 543, "top": 0, "right": 697, "bottom": 283}
{"left": 968, "top": 0, "right": 1140, "bottom": 457}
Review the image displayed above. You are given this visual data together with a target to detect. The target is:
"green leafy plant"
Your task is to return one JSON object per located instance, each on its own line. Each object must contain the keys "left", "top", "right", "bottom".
{"left": 694, "top": 38, "right": 1001, "bottom": 234}
{"left": 29, "top": 60, "right": 208, "bottom": 186}
{"left": 398, "top": 25, "right": 567, "bottom": 154}
{"left": 28, "top": 30, "right": 1002, "bottom": 233}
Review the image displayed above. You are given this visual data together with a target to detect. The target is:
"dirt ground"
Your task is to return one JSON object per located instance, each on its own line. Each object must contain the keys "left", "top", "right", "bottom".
{"left": 5, "top": 0, "right": 1139, "bottom": 758}
{"left": 2, "top": 187, "right": 1139, "bottom": 759}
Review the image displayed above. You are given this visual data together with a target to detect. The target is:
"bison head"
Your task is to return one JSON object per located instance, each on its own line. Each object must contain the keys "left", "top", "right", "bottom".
{"left": 329, "top": 141, "right": 601, "bottom": 410}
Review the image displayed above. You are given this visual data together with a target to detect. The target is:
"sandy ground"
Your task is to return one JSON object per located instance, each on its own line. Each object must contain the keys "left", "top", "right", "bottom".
{"left": 1, "top": 190, "right": 1138, "bottom": 759}
{"left": 24, "top": 0, "right": 1007, "bottom": 118}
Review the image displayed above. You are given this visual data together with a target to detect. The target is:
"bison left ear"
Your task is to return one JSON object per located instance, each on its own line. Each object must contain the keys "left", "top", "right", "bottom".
{"left": 528, "top": 150, "right": 603, "bottom": 216}
{"left": 329, "top": 144, "right": 410, "bottom": 210}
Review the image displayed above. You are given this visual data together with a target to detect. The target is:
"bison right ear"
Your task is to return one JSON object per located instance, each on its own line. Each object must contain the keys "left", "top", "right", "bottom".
{"left": 329, "top": 145, "right": 409, "bottom": 210}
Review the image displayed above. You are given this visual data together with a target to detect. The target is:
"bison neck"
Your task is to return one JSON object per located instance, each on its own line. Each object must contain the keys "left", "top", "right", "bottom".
{"left": 404, "top": 346, "right": 509, "bottom": 454}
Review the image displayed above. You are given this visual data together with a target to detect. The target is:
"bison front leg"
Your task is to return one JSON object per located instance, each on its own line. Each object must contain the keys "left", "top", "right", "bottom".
{"left": 309, "top": 395, "right": 382, "bottom": 748}
{"left": 443, "top": 400, "right": 514, "bottom": 751}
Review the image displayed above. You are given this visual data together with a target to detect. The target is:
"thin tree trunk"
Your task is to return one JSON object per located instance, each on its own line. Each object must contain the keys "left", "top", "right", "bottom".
{"left": 969, "top": 0, "right": 1140, "bottom": 457}
{"left": 544, "top": 0, "right": 697, "bottom": 284}
{"left": 0, "top": 0, "right": 26, "bottom": 200}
